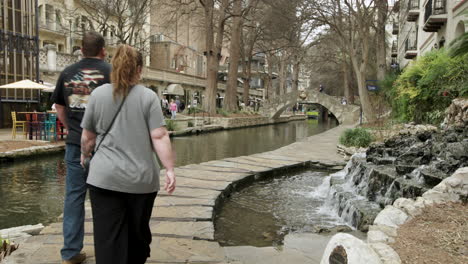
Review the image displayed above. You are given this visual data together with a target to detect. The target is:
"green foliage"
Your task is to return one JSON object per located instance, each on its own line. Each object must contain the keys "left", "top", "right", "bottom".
{"left": 165, "top": 120, "right": 177, "bottom": 131}
{"left": 187, "top": 106, "right": 203, "bottom": 114}
{"left": 449, "top": 32, "right": 468, "bottom": 57}
{"left": 188, "top": 121, "right": 194, "bottom": 127}
{"left": 217, "top": 108, "right": 230, "bottom": 117}
{"left": 384, "top": 49, "right": 468, "bottom": 124}
{"left": 339, "top": 128, "right": 374, "bottom": 148}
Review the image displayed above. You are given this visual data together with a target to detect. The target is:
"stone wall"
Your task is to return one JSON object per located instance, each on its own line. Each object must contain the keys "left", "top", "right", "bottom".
{"left": 320, "top": 167, "right": 468, "bottom": 264}
{"left": 210, "top": 115, "right": 307, "bottom": 129}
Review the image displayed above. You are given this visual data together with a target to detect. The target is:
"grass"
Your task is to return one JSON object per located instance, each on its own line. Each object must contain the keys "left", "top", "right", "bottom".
{"left": 339, "top": 127, "right": 374, "bottom": 148}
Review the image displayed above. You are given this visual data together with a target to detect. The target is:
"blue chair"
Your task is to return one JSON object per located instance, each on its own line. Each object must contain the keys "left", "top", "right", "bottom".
{"left": 44, "top": 113, "right": 57, "bottom": 141}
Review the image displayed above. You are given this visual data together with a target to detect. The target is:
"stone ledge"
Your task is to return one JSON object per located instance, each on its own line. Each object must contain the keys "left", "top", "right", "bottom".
{"left": 0, "top": 143, "right": 65, "bottom": 162}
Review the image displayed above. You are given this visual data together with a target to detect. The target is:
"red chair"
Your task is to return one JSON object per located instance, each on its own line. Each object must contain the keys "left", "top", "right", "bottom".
{"left": 26, "top": 113, "right": 46, "bottom": 140}
{"left": 56, "top": 118, "right": 68, "bottom": 140}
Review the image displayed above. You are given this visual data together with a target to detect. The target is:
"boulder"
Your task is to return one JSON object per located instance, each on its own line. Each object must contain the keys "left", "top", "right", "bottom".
{"left": 320, "top": 233, "right": 382, "bottom": 264}
{"left": 373, "top": 206, "right": 408, "bottom": 228}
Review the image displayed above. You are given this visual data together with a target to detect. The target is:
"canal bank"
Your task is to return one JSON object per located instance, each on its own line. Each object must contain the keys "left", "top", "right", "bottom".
{"left": 4, "top": 123, "right": 351, "bottom": 263}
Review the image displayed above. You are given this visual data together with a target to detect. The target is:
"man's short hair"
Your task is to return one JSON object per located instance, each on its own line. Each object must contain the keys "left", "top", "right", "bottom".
{"left": 82, "top": 31, "right": 105, "bottom": 57}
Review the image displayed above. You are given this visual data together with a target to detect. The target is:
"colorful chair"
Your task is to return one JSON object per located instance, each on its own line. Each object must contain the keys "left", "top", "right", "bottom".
{"left": 26, "top": 113, "right": 46, "bottom": 140}
{"left": 11, "top": 112, "right": 27, "bottom": 139}
{"left": 56, "top": 118, "right": 67, "bottom": 140}
{"left": 44, "top": 113, "right": 57, "bottom": 141}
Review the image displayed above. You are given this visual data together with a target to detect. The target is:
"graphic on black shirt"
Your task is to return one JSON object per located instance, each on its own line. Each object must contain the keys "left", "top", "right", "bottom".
{"left": 65, "top": 68, "right": 105, "bottom": 111}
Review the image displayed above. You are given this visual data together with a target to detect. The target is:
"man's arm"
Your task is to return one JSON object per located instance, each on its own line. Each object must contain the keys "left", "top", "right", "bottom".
{"left": 151, "top": 127, "right": 176, "bottom": 194}
{"left": 55, "top": 104, "right": 69, "bottom": 130}
{"left": 80, "top": 128, "right": 97, "bottom": 167}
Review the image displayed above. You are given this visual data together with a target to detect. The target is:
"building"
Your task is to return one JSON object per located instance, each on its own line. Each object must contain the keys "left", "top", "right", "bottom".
{"left": 394, "top": 0, "right": 467, "bottom": 69}
{"left": 0, "top": 0, "right": 40, "bottom": 127}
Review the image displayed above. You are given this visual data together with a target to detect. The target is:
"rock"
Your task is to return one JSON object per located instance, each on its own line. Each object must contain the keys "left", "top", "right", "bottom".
{"left": 367, "top": 230, "right": 395, "bottom": 244}
{"left": 373, "top": 206, "right": 408, "bottom": 228}
{"left": 393, "top": 198, "right": 421, "bottom": 217}
{"left": 369, "top": 243, "right": 402, "bottom": 264}
{"left": 320, "top": 233, "right": 382, "bottom": 264}
{"left": 442, "top": 98, "right": 468, "bottom": 128}
{"left": 368, "top": 225, "right": 398, "bottom": 238}
{"left": 330, "top": 225, "right": 353, "bottom": 233}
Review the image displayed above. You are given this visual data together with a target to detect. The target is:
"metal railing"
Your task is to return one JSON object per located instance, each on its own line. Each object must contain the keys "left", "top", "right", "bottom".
{"left": 424, "top": 0, "right": 447, "bottom": 23}
{"left": 391, "top": 41, "right": 398, "bottom": 53}
{"left": 405, "top": 31, "right": 418, "bottom": 51}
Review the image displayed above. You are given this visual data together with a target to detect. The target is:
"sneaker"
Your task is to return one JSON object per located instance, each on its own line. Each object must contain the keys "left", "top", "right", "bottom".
{"left": 62, "top": 252, "right": 86, "bottom": 264}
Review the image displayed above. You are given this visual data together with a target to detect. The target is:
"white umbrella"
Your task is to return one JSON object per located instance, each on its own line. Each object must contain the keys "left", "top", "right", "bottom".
{"left": 0, "top": 80, "right": 50, "bottom": 90}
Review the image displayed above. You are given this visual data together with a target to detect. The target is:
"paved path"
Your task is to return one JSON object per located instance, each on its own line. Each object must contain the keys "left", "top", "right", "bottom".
{"left": 4, "top": 125, "right": 351, "bottom": 264}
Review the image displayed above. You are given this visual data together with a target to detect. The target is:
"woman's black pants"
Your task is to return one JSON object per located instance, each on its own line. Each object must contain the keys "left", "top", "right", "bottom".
{"left": 89, "top": 186, "right": 157, "bottom": 264}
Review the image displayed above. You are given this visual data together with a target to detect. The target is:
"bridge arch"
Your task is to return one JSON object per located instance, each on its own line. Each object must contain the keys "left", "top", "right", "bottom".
{"left": 262, "top": 90, "right": 360, "bottom": 125}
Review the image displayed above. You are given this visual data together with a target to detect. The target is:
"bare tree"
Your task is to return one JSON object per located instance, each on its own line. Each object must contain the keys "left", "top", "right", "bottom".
{"left": 375, "top": 0, "right": 389, "bottom": 81}
{"left": 311, "top": 0, "right": 378, "bottom": 123}
{"left": 79, "top": 0, "right": 153, "bottom": 49}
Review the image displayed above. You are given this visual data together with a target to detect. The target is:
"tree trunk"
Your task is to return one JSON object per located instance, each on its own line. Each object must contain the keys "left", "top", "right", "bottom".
{"left": 205, "top": 55, "right": 219, "bottom": 114}
{"left": 351, "top": 55, "right": 377, "bottom": 123}
{"left": 278, "top": 57, "right": 286, "bottom": 95}
{"left": 291, "top": 60, "right": 300, "bottom": 92}
{"left": 266, "top": 52, "right": 274, "bottom": 99}
{"left": 376, "top": 0, "right": 388, "bottom": 81}
{"left": 242, "top": 59, "right": 252, "bottom": 105}
{"left": 224, "top": 0, "right": 242, "bottom": 111}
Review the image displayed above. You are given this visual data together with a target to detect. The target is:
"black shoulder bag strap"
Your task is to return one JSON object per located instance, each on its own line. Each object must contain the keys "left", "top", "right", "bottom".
{"left": 94, "top": 94, "right": 128, "bottom": 153}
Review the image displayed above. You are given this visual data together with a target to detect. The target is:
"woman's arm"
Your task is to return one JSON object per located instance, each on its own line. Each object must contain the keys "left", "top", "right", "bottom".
{"left": 80, "top": 128, "right": 97, "bottom": 167}
{"left": 151, "top": 127, "right": 176, "bottom": 194}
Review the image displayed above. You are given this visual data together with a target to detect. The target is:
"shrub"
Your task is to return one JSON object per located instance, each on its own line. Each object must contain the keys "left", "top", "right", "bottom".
{"left": 384, "top": 49, "right": 468, "bottom": 124}
{"left": 188, "top": 121, "right": 194, "bottom": 127}
{"left": 188, "top": 106, "right": 203, "bottom": 114}
{"left": 165, "top": 120, "right": 177, "bottom": 131}
{"left": 339, "top": 128, "right": 374, "bottom": 148}
{"left": 216, "top": 108, "right": 230, "bottom": 117}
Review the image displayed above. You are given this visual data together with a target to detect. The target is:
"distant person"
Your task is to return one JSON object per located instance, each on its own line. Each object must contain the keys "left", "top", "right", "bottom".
{"left": 51, "top": 31, "right": 111, "bottom": 264}
{"left": 292, "top": 105, "right": 297, "bottom": 115}
{"left": 341, "top": 97, "right": 347, "bottom": 105}
{"left": 170, "top": 99, "right": 178, "bottom": 119}
{"left": 80, "top": 45, "right": 176, "bottom": 264}
{"left": 319, "top": 84, "right": 324, "bottom": 93}
{"left": 179, "top": 100, "right": 185, "bottom": 112}
{"left": 175, "top": 97, "right": 181, "bottom": 112}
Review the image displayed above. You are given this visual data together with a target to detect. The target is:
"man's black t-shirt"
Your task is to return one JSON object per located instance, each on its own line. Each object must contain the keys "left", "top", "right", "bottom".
{"left": 51, "top": 58, "right": 111, "bottom": 146}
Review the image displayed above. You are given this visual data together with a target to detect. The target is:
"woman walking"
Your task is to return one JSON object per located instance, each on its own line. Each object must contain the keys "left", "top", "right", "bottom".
{"left": 80, "top": 45, "right": 176, "bottom": 264}
{"left": 169, "top": 99, "right": 178, "bottom": 120}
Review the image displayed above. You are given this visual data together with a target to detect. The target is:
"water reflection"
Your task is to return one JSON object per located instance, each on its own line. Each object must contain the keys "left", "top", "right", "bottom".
{"left": 0, "top": 119, "right": 335, "bottom": 229}
{"left": 0, "top": 154, "right": 66, "bottom": 229}
{"left": 172, "top": 119, "right": 334, "bottom": 166}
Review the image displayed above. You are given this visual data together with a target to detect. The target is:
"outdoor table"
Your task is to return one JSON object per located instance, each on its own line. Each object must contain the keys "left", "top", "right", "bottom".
{"left": 17, "top": 112, "right": 47, "bottom": 140}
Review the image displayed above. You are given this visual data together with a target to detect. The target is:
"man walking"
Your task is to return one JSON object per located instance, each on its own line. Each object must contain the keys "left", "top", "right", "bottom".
{"left": 51, "top": 32, "right": 111, "bottom": 264}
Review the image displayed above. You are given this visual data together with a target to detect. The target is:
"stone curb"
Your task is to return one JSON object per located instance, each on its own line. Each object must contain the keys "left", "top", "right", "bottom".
{"left": 320, "top": 166, "right": 468, "bottom": 264}
{"left": 0, "top": 143, "right": 65, "bottom": 162}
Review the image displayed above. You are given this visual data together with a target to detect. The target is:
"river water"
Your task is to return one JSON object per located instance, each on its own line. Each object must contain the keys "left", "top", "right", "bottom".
{"left": 0, "top": 119, "right": 336, "bottom": 229}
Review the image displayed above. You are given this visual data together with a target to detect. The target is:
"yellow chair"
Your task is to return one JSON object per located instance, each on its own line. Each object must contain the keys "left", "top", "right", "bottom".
{"left": 11, "top": 112, "right": 27, "bottom": 139}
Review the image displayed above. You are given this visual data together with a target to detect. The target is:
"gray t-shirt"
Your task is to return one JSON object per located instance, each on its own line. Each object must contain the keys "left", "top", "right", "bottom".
{"left": 81, "top": 84, "right": 166, "bottom": 193}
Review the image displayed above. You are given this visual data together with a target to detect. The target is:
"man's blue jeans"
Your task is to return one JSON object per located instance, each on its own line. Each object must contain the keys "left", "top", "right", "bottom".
{"left": 61, "top": 144, "right": 86, "bottom": 260}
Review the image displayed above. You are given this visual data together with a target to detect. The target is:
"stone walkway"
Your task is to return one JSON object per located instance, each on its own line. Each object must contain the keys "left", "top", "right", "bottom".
{"left": 4, "top": 125, "right": 351, "bottom": 264}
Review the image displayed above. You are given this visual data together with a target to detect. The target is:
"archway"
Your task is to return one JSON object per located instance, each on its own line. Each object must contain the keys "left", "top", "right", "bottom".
{"left": 455, "top": 21, "right": 466, "bottom": 39}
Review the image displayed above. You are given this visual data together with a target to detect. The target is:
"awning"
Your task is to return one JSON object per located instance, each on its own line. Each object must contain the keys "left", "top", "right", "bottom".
{"left": 0, "top": 80, "right": 50, "bottom": 90}
{"left": 164, "top": 84, "right": 184, "bottom": 96}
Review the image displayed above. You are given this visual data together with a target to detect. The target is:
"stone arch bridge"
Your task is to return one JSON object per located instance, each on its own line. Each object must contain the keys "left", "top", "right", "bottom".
{"left": 261, "top": 90, "right": 360, "bottom": 125}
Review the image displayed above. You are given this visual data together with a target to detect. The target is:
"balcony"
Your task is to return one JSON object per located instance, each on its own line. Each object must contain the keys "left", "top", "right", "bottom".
{"left": 404, "top": 34, "right": 418, "bottom": 59}
{"left": 392, "top": 22, "right": 399, "bottom": 35}
{"left": 423, "top": 0, "right": 447, "bottom": 32}
{"left": 391, "top": 41, "right": 398, "bottom": 57}
{"left": 39, "top": 19, "right": 66, "bottom": 36}
{"left": 407, "top": 0, "right": 420, "bottom": 22}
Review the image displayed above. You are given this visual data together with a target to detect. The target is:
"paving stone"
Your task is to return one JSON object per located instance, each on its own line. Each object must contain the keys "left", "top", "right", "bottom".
{"left": 188, "top": 163, "right": 252, "bottom": 174}
{"left": 163, "top": 186, "right": 221, "bottom": 200}
{"left": 147, "top": 237, "right": 225, "bottom": 263}
{"left": 154, "top": 206, "right": 213, "bottom": 220}
{"left": 150, "top": 221, "right": 214, "bottom": 240}
{"left": 169, "top": 177, "right": 232, "bottom": 191}
{"left": 202, "top": 160, "right": 271, "bottom": 173}
{"left": 226, "top": 156, "right": 297, "bottom": 168}
{"left": 174, "top": 167, "right": 250, "bottom": 182}
{"left": 155, "top": 196, "right": 215, "bottom": 207}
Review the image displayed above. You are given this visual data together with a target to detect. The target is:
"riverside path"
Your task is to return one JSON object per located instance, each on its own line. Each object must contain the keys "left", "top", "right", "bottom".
{"left": 5, "top": 124, "right": 352, "bottom": 264}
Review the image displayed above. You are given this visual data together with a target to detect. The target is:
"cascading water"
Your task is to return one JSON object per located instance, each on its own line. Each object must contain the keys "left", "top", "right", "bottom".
{"left": 317, "top": 125, "right": 468, "bottom": 231}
